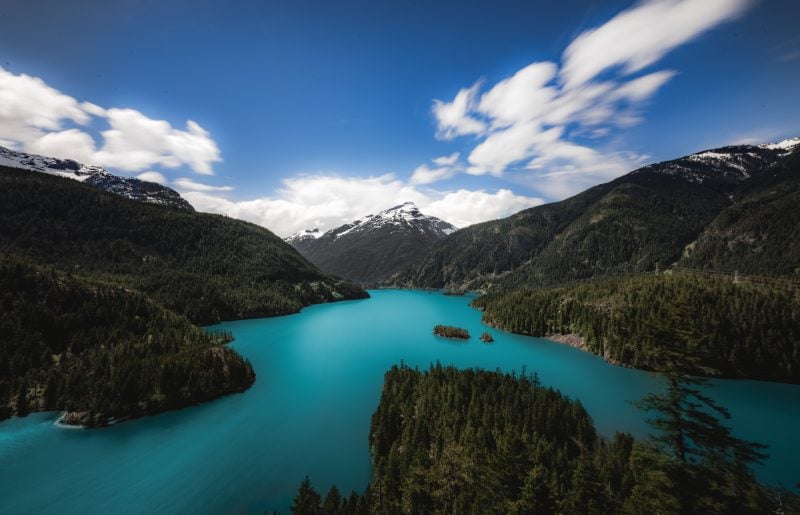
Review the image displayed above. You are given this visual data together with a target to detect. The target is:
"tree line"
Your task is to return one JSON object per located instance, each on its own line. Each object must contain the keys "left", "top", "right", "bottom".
{"left": 473, "top": 272, "right": 800, "bottom": 383}
{"left": 0, "top": 256, "right": 255, "bottom": 426}
{"left": 287, "top": 364, "right": 798, "bottom": 514}
{"left": 0, "top": 167, "right": 367, "bottom": 326}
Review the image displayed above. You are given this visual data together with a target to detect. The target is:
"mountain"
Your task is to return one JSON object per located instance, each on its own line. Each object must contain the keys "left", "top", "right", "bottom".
{"left": 285, "top": 228, "right": 323, "bottom": 254}
{"left": 286, "top": 201, "right": 457, "bottom": 284}
{"left": 0, "top": 157, "right": 369, "bottom": 425}
{"left": 0, "top": 165, "right": 368, "bottom": 324}
{"left": 0, "top": 145, "right": 193, "bottom": 210}
{"left": 392, "top": 138, "right": 800, "bottom": 291}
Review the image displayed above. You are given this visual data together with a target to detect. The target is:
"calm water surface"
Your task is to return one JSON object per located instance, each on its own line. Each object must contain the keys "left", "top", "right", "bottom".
{"left": 1, "top": 290, "right": 798, "bottom": 514}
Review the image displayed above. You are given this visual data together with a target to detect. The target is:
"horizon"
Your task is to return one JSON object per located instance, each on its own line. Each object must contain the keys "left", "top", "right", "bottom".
{"left": 1, "top": 0, "right": 799, "bottom": 236}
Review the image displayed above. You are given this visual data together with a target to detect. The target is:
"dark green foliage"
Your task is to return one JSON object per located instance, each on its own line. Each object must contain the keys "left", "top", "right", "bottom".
{"left": 391, "top": 182, "right": 611, "bottom": 290}
{"left": 365, "top": 365, "right": 606, "bottom": 513}
{"left": 297, "top": 365, "right": 797, "bottom": 514}
{"left": 321, "top": 485, "right": 342, "bottom": 514}
{"left": 392, "top": 143, "right": 800, "bottom": 291}
{"left": 291, "top": 476, "right": 322, "bottom": 515}
{"left": 432, "top": 325, "right": 470, "bottom": 339}
{"left": 629, "top": 368, "right": 776, "bottom": 514}
{"left": 474, "top": 272, "right": 800, "bottom": 383}
{"left": 0, "top": 256, "right": 255, "bottom": 426}
{"left": 0, "top": 167, "right": 367, "bottom": 325}
{"left": 679, "top": 151, "right": 800, "bottom": 276}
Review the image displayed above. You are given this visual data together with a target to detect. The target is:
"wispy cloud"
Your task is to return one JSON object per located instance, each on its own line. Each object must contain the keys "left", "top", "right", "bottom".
{"left": 429, "top": 0, "right": 752, "bottom": 198}
{"left": 173, "top": 178, "right": 234, "bottom": 192}
{"left": 0, "top": 66, "right": 221, "bottom": 176}
{"left": 410, "top": 152, "right": 462, "bottom": 185}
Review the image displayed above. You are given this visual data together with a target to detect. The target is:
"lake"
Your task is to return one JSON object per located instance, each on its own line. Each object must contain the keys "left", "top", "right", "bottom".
{"left": 1, "top": 290, "right": 798, "bottom": 514}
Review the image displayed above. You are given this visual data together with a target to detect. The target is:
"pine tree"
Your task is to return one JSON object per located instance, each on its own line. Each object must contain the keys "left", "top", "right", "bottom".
{"left": 635, "top": 368, "right": 768, "bottom": 512}
{"left": 321, "top": 485, "right": 341, "bottom": 514}
{"left": 290, "top": 476, "right": 321, "bottom": 515}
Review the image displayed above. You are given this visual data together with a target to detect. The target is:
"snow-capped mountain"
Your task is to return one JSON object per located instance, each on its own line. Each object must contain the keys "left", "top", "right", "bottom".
{"left": 286, "top": 202, "right": 457, "bottom": 284}
{"left": 634, "top": 137, "right": 800, "bottom": 186}
{"left": 285, "top": 228, "right": 323, "bottom": 254}
{"left": 0, "top": 146, "right": 193, "bottom": 211}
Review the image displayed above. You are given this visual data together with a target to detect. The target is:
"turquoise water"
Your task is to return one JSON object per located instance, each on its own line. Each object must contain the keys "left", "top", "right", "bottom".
{"left": 1, "top": 290, "right": 798, "bottom": 514}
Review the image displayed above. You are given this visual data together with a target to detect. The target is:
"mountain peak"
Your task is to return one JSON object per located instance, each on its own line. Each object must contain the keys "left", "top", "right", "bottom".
{"left": 0, "top": 145, "right": 193, "bottom": 211}
{"left": 760, "top": 137, "right": 800, "bottom": 152}
{"left": 286, "top": 203, "right": 457, "bottom": 284}
{"left": 386, "top": 201, "right": 418, "bottom": 211}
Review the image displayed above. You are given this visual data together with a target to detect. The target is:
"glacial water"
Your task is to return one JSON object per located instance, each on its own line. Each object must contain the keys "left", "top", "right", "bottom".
{"left": 1, "top": 290, "right": 798, "bottom": 514}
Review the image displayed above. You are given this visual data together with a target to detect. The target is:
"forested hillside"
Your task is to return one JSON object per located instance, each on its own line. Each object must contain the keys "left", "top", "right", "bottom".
{"left": 289, "top": 365, "right": 795, "bottom": 514}
{"left": 678, "top": 150, "right": 800, "bottom": 275}
{"left": 0, "top": 257, "right": 255, "bottom": 426}
{"left": 473, "top": 272, "right": 800, "bottom": 383}
{"left": 0, "top": 166, "right": 367, "bottom": 325}
{"left": 391, "top": 141, "right": 800, "bottom": 291}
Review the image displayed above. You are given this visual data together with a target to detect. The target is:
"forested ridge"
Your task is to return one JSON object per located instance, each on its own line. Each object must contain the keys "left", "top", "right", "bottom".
{"left": 0, "top": 256, "right": 255, "bottom": 426}
{"left": 386, "top": 143, "right": 800, "bottom": 383}
{"left": 0, "top": 166, "right": 368, "bottom": 325}
{"left": 473, "top": 272, "right": 800, "bottom": 383}
{"left": 0, "top": 165, "right": 368, "bottom": 425}
{"left": 288, "top": 365, "right": 798, "bottom": 514}
{"left": 391, "top": 142, "right": 800, "bottom": 291}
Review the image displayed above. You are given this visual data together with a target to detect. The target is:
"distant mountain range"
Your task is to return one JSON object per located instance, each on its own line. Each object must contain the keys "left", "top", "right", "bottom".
{"left": 391, "top": 137, "right": 800, "bottom": 290}
{"left": 0, "top": 145, "right": 193, "bottom": 210}
{"left": 286, "top": 201, "right": 456, "bottom": 284}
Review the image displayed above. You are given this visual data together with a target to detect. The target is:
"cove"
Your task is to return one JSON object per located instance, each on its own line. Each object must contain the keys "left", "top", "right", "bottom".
{"left": 1, "top": 290, "right": 798, "bottom": 514}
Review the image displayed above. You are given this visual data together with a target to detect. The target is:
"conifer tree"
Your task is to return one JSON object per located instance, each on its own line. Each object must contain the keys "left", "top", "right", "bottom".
{"left": 290, "top": 476, "right": 321, "bottom": 515}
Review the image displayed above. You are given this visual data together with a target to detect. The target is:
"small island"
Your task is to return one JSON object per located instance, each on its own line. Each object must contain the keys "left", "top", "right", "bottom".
{"left": 480, "top": 331, "right": 494, "bottom": 343}
{"left": 442, "top": 289, "right": 466, "bottom": 296}
{"left": 433, "top": 324, "right": 470, "bottom": 339}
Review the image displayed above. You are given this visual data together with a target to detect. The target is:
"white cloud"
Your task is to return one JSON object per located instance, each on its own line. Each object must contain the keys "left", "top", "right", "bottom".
{"left": 136, "top": 171, "right": 169, "bottom": 185}
{"left": 424, "top": 189, "right": 544, "bottom": 228}
{"left": 173, "top": 177, "right": 234, "bottom": 192}
{"left": 25, "top": 128, "right": 97, "bottom": 163}
{"left": 0, "top": 67, "right": 89, "bottom": 147}
{"left": 185, "top": 173, "right": 542, "bottom": 237}
{"left": 610, "top": 70, "right": 678, "bottom": 102}
{"left": 0, "top": 66, "right": 222, "bottom": 177}
{"left": 410, "top": 152, "right": 462, "bottom": 185}
{"left": 93, "top": 109, "right": 221, "bottom": 174}
{"left": 477, "top": 62, "right": 557, "bottom": 127}
{"left": 432, "top": 152, "right": 460, "bottom": 166}
{"left": 525, "top": 144, "right": 648, "bottom": 198}
{"left": 432, "top": 0, "right": 752, "bottom": 199}
{"left": 432, "top": 83, "right": 486, "bottom": 140}
{"left": 561, "top": 0, "right": 751, "bottom": 88}
{"left": 468, "top": 124, "right": 562, "bottom": 176}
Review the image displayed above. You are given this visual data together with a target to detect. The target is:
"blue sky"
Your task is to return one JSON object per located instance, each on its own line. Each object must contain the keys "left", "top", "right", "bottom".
{"left": 1, "top": 0, "right": 798, "bottom": 235}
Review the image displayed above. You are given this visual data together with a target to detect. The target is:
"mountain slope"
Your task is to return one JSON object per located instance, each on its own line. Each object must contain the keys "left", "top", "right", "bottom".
{"left": 287, "top": 202, "right": 456, "bottom": 284}
{"left": 393, "top": 139, "right": 800, "bottom": 291}
{"left": 0, "top": 145, "right": 193, "bottom": 210}
{"left": 677, "top": 147, "right": 800, "bottom": 275}
{"left": 0, "top": 166, "right": 368, "bottom": 324}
